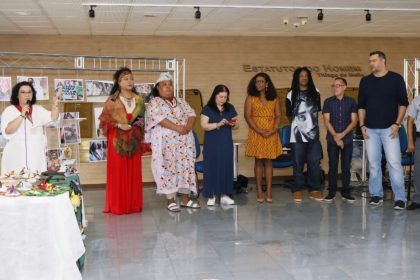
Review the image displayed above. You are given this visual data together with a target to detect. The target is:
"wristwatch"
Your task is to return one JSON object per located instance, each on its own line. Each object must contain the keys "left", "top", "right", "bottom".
{"left": 393, "top": 123, "right": 401, "bottom": 128}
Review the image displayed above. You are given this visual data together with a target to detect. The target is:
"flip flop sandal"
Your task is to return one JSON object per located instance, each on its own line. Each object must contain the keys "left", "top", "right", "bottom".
{"left": 167, "top": 202, "right": 181, "bottom": 212}
{"left": 180, "top": 200, "right": 201, "bottom": 209}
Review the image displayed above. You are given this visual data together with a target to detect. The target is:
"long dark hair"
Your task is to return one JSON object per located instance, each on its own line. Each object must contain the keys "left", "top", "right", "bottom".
{"left": 109, "top": 67, "right": 138, "bottom": 96}
{"left": 207, "top": 84, "right": 232, "bottom": 113}
{"left": 247, "top": 72, "right": 277, "bottom": 101}
{"left": 290, "top": 67, "right": 318, "bottom": 113}
{"left": 11, "top": 81, "right": 37, "bottom": 106}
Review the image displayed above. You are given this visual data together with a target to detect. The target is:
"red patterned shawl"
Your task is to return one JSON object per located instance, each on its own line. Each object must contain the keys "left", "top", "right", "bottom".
{"left": 99, "top": 92, "right": 145, "bottom": 157}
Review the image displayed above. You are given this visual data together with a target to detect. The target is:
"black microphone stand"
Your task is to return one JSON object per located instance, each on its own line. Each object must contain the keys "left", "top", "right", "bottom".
{"left": 24, "top": 101, "right": 30, "bottom": 171}
{"left": 24, "top": 116, "right": 28, "bottom": 171}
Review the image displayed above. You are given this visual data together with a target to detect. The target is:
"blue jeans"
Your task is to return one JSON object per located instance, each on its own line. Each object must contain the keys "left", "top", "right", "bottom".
{"left": 412, "top": 138, "right": 420, "bottom": 204}
{"left": 291, "top": 141, "right": 322, "bottom": 192}
{"left": 365, "top": 127, "right": 406, "bottom": 202}
{"left": 327, "top": 142, "right": 353, "bottom": 195}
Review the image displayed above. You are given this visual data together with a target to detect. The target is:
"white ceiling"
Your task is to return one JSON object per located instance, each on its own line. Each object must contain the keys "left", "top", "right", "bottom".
{"left": 0, "top": 0, "right": 419, "bottom": 37}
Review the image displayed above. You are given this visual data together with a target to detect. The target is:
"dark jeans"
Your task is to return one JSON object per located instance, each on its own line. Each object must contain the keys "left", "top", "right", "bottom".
{"left": 291, "top": 141, "right": 322, "bottom": 193}
{"left": 327, "top": 142, "right": 353, "bottom": 195}
{"left": 412, "top": 138, "right": 420, "bottom": 204}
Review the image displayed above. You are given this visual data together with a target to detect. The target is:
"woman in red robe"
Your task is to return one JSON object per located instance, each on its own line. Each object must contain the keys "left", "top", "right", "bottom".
{"left": 99, "top": 67, "right": 145, "bottom": 214}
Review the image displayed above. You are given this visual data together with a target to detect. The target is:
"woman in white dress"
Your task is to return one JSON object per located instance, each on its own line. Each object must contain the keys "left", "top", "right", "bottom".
{"left": 146, "top": 73, "right": 200, "bottom": 212}
{"left": 0, "top": 81, "right": 59, "bottom": 175}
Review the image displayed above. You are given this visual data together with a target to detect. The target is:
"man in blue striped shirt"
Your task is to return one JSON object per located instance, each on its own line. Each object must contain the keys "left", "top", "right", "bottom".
{"left": 322, "top": 77, "right": 358, "bottom": 202}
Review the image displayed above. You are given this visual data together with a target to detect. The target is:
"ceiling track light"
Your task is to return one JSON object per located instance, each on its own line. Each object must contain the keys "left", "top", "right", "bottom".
{"left": 80, "top": 3, "right": 420, "bottom": 12}
{"left": 195, "top": 6, "right": 201, "bottom": 20}
{"left": 317, "top": 9, "right": 324, "bottom": 21}
{"left": 89, "top": 5, "right": 96, "bottom": 18}
{"left": 365, "top": 9, "right": 372, "bottom": 21}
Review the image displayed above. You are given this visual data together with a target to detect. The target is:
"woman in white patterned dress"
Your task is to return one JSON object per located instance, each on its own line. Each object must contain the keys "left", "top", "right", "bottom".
{"left": 145, "top": 73, "right": 200, "bottom": 212}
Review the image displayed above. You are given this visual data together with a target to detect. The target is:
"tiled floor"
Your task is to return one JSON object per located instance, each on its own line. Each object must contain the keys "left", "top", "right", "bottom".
{"left": 81, "top": 186, "right": 420, "bottom": 280}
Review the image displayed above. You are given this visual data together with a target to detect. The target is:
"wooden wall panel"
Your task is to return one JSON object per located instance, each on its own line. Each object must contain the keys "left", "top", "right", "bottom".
{"left": 0, "top": 35, "right": 419, "bottom": 184}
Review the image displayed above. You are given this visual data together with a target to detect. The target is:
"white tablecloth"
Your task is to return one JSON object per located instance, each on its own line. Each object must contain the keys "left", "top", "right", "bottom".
{"left": 0, "top": 193, "right": 85, "bottom": 280}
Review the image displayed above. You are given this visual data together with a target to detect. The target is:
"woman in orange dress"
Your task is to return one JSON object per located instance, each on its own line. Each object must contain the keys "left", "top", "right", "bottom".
{"left": 245, "top": 72, "right": 282, "bottom": 203}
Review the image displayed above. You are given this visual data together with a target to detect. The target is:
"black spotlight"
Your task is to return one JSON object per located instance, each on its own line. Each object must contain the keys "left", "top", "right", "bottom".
{"left": 365, "top": 10, "right": 371, "bottom": 21}
{"left": 317, "top": 9, "right": 324, "bottom": 21}
{"left": 89, "top": 5, "right": 95, "bottom": 18}
{"left": 195, "top": 7, "right": 201, "bottom": 20}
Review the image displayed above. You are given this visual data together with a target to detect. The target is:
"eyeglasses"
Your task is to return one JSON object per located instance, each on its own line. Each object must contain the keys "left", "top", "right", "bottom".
{"left": 331, "top": 84, "right": 345, "bottom": 88}
{"left": 19, "top": 91, "right": 33, "bottom": 94}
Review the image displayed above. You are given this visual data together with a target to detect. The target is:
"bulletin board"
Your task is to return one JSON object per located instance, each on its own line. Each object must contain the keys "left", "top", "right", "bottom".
{"left": 64, "top": 103, "right": 94, "bottom": 138}
{"left": 184, "top": 89, "right": 204, "bottom": 144}
{"left": 344, "top": 87, "right": 359, "bottom": 102}
{"left": 276, "top": 88, "right": 291, "bottom": 128}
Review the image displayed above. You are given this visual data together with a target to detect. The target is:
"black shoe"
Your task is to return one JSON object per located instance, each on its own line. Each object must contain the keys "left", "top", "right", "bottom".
{"left": 369, "top": 196, "right": 383, "bottom": 206}
{"left": 394, "top": 200, "right": 406, "bottom": 210}
{"left": 407, "top": 202, "right": 420, "bottom": 210}
{"left": 323, "top": 193, "right": 335, "bottom": 202}
{"left": 342, "top": 193, "right": 355, "bottom": 203}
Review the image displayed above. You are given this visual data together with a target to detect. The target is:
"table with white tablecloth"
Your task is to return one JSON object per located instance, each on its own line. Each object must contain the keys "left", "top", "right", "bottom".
{"left": 0, "top": 192, "right": 86, "bottom": 280}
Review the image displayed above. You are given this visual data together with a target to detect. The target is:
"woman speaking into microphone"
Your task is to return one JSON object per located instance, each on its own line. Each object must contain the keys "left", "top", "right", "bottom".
{"left": 0, "top": 81, "right": 59, "bottom": 175}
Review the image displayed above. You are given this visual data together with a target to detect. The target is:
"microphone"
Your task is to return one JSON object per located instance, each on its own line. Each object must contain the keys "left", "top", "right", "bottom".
{"left": 25, "top": 100, "right": 33, "bottom": 123}
{"left": 25, "top": 100, "right": 30, "bottom": 116}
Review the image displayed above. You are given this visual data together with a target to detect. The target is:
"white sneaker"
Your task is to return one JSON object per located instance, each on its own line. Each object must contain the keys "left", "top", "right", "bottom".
{"left": 207, "top": 197, "right": 216, "bottom": 206}
{"left": 220, "top": 195, "right": 235, "bottom": 205}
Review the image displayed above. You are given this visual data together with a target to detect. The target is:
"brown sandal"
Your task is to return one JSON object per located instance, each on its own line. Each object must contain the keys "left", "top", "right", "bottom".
{"left": 180, "top": 200, "right": 201, "bottom": 209}
{"left": 167, "top": 202, "right": 181, "bottom": 212}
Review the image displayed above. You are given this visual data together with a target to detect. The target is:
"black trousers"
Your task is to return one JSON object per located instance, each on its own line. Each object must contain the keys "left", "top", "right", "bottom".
{"left": 327, "top": 142, "right": 353, "bottom": 195}
{"left": 291, "top": 141, "right": 322, "bottom": 192}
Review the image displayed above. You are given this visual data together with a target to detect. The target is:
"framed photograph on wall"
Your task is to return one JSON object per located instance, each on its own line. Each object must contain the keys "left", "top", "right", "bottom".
{"left": 86, "top": 80, "right": 113, "bottom": 102}
{"left": 63, "top": 103, "right": 93, "bottom": 138}
{"left": 89, "top": 140, "right": 107, "bottom": 162}
{"left": 94, "top": 107, "right": 104, "bottom": 138}
{"left": 134, "top": 82, "right": 154, "bottom": 102}
{"left": 59, "top": 112, "right": 81, "bottom": 144}
{"left": 17, "top": 76, "right": 49, "bottom": 100}
{"left": 0, "top": 77, "right": 12, "bottom": 101}
{"left": 54, "top": 79, "right": 84, "bottom": 101}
